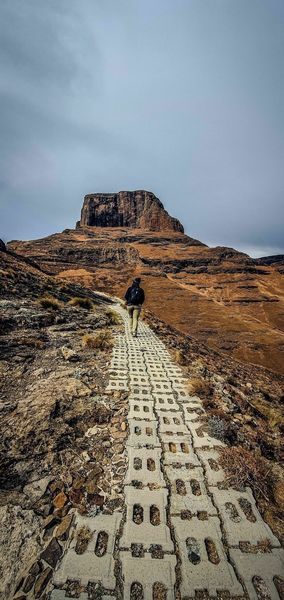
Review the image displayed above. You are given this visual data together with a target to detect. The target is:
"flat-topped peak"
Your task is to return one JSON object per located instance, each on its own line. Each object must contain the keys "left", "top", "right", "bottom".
{"left": 78, "top": 190, "right": 184, "bottom": 232}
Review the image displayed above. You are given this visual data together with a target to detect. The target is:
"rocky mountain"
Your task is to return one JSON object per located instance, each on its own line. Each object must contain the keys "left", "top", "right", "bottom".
{"left": 8, "top": 190, "right": 284, "bottom": 375}
{"left": 78, "top": 190, "right": 184, "bottom": 231}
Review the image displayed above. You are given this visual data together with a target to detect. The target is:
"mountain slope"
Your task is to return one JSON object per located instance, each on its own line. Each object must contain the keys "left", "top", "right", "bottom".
{"left": 8, "top": 191, "right": 284, "bottom": 374}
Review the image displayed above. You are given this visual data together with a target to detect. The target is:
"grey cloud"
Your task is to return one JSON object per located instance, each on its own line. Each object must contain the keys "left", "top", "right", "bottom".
{"left": 0, "top": 0, "right": 284, "bottom": 256}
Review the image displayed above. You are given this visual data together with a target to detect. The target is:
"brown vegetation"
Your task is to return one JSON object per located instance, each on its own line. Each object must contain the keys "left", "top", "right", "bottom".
{"left": 218, "top": 446, "right": 273, "bottom": 500}
{"left": 81, "top": 330, "right": 113, "bottom": 350}
{"left": 39, "top": 296, "right": 61, "bottom": 310}
{"left": 68, "top": 297, "right": 93, "bottom": 310}
{"left": 187, "top": 376, "right": 213, "bottom": 398}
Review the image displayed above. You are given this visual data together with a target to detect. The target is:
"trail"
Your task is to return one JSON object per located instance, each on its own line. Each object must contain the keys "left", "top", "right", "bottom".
{"left": 51, "top": 305, "right": 283, "bottom": 600}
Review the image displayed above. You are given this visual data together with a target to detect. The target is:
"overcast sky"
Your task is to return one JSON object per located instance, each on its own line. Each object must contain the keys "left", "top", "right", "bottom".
{"left": 1, "top": 0, "right": 283, "bottom": 256}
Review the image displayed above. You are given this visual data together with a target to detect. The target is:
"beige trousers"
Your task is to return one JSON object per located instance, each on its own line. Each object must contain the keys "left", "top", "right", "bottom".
{"left": 127, "top": 305, "right": 142, "bottom": 334}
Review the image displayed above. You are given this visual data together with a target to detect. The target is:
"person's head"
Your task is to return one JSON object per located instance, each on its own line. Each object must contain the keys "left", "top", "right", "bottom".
{"left": 133, "top": 277, "right": 141, "bottom": 286}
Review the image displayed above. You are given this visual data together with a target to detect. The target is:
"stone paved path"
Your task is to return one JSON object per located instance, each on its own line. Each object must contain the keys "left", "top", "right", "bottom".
{"left": 51, "top": 306, "right": 283, "bottom": 600}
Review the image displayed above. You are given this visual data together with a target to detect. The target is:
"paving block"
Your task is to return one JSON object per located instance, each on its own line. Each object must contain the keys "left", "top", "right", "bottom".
{"left": 187, "top": 421, "right": 225, "bottom": 449}
{"left": 109, "top": 368, "right": 128, "bottom": 378}
{"left": 197, "top": 449, "right": 226, "bottom": 486}
{"left": 151, "top": 381, "right": 173, "bottom": 393}
{"left": 149, "top": 374, "right": 170, "bottom": 384}
{"left": 164, "top": 366, "right": 184, "bottom": 377}
{"left": 127, "top": 419, "right": 161, "bottom": 447}
{"left": 129, "top": 374, "right": 151, "bottom": 387}
{"left": 164, "top": 463, "right": 202, "bottom": 482}
{"left": 130, "top": 385, "right": 155, "bottom": 397}
{"left": 128, "top": 391, "right": 154, "bottom": 402}
{"left": 53, "top": 513, "right": 121, "bottom": 589}
{"left": 128, "top": 359, "right": 145, "bottom": 366}
{"left": 51, "top": 592, "right": 88, "bottom": 600}
{"left": 110, "top": 359, "right": 128, "bottom": 370}
{"left": 120, "top": 552, "right": 176, "bottom": 600}
{"left": 182, "top": 409, "right": 205, "bottom": 422}
{"left": 120, "top": 487, "right": 174, "bottom": 551}
{"left": 172, "top": 516, "right": 244, "bottom": 598}
{"left": 211, "top": 487, "right": 281, "bottom": 547}
{"left": 168, "top": 467, "right": 217, "bottom": 515}
{"left": 128, "top": 365, "right": 149, "bottom": 374}
{"left": 159, "top": 413, "right": 189, "bottom": 435}
{"left": 155, "top": 396, "right": 180, "bottom": 411}
{"left": 163, "top": 439, "right": 200, "bottom": 468}
{"left": 124, "top": 447, "right": 165, "bottom": 486}
{"left": 229, "top": 548, "right": 284, "bottom": 600}
{"left": 128, "top": 400, "right": 156, "bottom": 421}
{"left": 146, "top": 364, "right": 167, "bottom": 373}
{"left": 106, "top": 379, "right": 128, "bottom": 392}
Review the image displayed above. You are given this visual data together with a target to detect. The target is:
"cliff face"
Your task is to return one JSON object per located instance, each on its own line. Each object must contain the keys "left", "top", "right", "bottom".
{"left": 78, "top": 190, "right": 184, "bottom": 232}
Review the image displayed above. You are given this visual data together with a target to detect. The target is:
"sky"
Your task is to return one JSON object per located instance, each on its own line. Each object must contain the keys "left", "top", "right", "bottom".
{"left": 0, "top": 0, "right": 283, "bottom": 257}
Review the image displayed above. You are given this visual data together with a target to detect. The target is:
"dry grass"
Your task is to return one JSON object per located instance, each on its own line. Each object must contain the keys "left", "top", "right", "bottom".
{"left": 39, "top": 296, "right": 61, "bottom": 310}
{"left": 68, "top": 297, "right": 93, "bottom": 310}
{"left": 105, "top": 308, "right": 121, "bottom": 325}
{"left": 187, "top": 376, "right": 213, "bottom": 397}
{"left": 218, "top": 446, "right": 272, "bottom": 500}
{"left": 82, "top": 330, "right": 113, "bottom": 351}
{"left": 174, "top": 349, "right": 187, "bottom": 365}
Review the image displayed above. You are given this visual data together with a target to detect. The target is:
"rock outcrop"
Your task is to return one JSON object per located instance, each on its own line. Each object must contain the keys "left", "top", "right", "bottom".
{"left": 78, "top": 190, "right": 184, "bottom": 232}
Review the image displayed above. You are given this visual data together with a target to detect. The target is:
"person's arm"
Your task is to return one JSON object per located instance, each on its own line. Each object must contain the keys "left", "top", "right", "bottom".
{"left": 140, "top": 289, "right": 145, "bottom": 304}
{"left": 125, "top": 287, "right": 131, "bottom": 302}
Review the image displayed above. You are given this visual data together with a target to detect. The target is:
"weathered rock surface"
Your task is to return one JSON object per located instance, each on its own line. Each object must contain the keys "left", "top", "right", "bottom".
{"left": 0, "top": 251, "right": 129, "bottom": 598}
{"left": 78, "top": 190, "right": 184, "bottom": 232}
{"left": 0, "top": 505, "right": 41, "bottom": 600}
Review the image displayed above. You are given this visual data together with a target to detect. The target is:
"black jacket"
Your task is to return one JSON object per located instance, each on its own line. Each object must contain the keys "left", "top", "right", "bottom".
{"left": 125, "top": 284, "right": 145, "bottom": 306}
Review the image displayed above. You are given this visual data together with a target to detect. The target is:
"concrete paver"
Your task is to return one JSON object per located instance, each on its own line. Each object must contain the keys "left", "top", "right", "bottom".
{"left": 54, "top": 513, "right": 121, "bottom": 589}
{"left": 197, "top": 448, "right": 226, "bottom": 485}
{"left": 187, "top": 420, "right": 226, "bottom": 448}
{"left": 211, "top": 487, "right": 281, "bottom": 546}
{"left": 120, "top": 552, "right": 176, "bottom": 600}
{"left": 229, "top": 548, "right": 284, "bottom": 600}
{"left": 173, "top": 516, "right": 244, "bottom": 597}
{"left": 124, "top": 447, "right": 166, "bottom": 486}
{"left": 168, "top": 467, "right": 218, "bottom": 515}
{"left": 163, "top": 438, "right": 201, "bottom": 467}
{"left": 120, "top": 487, "right": 174, "bottom": 551}
{"left": 128, "top": 399, "right": 156, "bottom": 421}
{"left": 127, "top": 418, "right": 160, "bottom": 447}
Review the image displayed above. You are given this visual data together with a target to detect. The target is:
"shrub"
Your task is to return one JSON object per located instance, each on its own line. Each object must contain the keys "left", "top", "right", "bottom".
{"left": 105, "top": 308, "right": 121, "bottom": 325}
{"left": 218, "top": 446, "right": 272, "bottom": 499}
{"left": 39, "top": 296, "right": 61, "bottom": 310}
{"left": 82, "top": 330, "right": 113, "bottom": 350}
{"left": 188, "top": 377, "right": 212, "bottom": 397}
{"left": 69, "top": 297, "right": 93, "bottom": 310}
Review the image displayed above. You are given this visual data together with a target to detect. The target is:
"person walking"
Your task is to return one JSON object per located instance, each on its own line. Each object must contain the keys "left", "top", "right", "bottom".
{"left": 124, "top": 277, "right": 145, "bottom": 337}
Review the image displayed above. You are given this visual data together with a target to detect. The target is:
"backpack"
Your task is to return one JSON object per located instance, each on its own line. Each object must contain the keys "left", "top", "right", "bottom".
{"left": 128, "top": 286, "right": 143, "bottom": 305}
